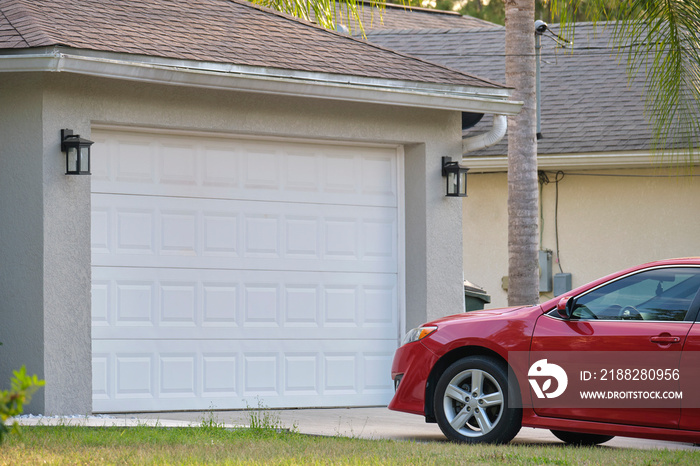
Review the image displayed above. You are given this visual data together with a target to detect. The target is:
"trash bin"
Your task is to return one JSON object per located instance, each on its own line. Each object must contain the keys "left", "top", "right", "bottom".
{"left": 464, "top": 282, "right": 491, "bottom": 312}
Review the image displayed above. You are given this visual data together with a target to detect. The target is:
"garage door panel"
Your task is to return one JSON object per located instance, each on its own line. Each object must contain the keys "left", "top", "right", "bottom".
{"left": 92, "top": 129, "right": 402, "bottom": 411}
{"left": 92, "top": 339, "right": 396, "bottom": 412}
{"left": 92, "top": 194, "right": 397, "bottom": 273}
{"left": 92, "top": 134, "right": 398, "bottom": 208}
{"left": 92, "top": 267, "right": 398, "bottom": 341}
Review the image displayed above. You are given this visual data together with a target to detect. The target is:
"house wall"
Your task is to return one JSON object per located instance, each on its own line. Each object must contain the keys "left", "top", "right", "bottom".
{"left": 0, "top": 72, "right": 465, "bottom": 414}
{"left": 0, "top": 74, "right": 48, "bottom": 411}
{"left": 463, "top": 168, "right": 700, "bottom": 309}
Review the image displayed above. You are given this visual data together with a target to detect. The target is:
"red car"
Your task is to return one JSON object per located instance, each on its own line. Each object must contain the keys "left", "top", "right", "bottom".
{"left": 389, "top": 258, "right": 700, "bottom": 444}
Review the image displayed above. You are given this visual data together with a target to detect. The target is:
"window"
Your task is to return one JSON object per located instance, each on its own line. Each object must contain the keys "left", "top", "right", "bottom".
{"left": 570, "top": 267, "right": 700, "bottom": 321}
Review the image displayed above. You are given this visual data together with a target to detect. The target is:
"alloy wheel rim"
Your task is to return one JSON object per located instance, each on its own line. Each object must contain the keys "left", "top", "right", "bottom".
{"left": 442, "top": 368, "right": 504, "bottom": 437}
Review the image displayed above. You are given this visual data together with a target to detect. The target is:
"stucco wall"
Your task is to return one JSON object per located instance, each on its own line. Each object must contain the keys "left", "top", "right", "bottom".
{"left": 1, "top": 71, "right": 466, "bottom": 414}
{"left": 463, "top": 168, "right": 700, "bottom": 309}
{"left": 0, "top": 74, "right": 47, "bottom": 413}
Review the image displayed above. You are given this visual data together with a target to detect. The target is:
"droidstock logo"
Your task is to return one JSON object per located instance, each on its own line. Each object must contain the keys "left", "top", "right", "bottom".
{"left": 528, "top": 359, "right": 568, "bottom": 399}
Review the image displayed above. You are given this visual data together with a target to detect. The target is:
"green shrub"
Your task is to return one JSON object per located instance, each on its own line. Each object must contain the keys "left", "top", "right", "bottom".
{"left": 0, "top": 365, "right": 45, "bottom": 443}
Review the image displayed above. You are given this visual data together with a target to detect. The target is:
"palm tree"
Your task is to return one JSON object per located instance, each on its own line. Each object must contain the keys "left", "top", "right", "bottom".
{"left": 504, "top": 0, "right": 540, "bottom": 306}
{"left": 501, "top": 0, "right": 700, "bottom": 305}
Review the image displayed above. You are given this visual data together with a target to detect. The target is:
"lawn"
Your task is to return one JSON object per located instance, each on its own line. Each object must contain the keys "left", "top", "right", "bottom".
{"left": 2, "top": 423, "right": 699, "bottom": 465}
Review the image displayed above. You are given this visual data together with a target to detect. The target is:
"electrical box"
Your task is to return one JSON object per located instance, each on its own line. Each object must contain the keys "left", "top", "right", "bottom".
{"left": 539, "top": 250, "right": 553, "bottom": 293}
{"left": 554, "top": 273, "right": 573, "bottom": 296}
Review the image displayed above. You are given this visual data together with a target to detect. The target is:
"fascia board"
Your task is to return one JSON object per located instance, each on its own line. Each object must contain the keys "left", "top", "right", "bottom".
{"left": 0, "top": 48, "right": 523, "bottom": 115}
{"left": 464, "top": 151, "right": 698, "bottom": 173}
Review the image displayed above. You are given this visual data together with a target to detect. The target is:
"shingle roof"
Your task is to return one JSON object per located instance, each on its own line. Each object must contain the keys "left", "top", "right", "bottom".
{"left": 0, "top": 0, "right": 504, "bottom": 89}
{"left": 332, "top": 1, "right": 499, "bottom": 32}
{"left": 366, "top": 22, "right": 653, "bottom": 155}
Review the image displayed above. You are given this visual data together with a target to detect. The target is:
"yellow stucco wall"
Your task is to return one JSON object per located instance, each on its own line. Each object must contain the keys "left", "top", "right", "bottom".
{"left": 463, "top": 166, "right": 700, "bottom": 309}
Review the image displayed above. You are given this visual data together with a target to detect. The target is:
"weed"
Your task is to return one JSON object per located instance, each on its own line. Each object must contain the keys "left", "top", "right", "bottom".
{"left": 333, "top": 415, "right": 369, "bottom": 439}
{"left": 245, "top": 398, "right": 285, "bottom": 433}
{"left": 199, "top": 403, "right": 224, "bottom": 429}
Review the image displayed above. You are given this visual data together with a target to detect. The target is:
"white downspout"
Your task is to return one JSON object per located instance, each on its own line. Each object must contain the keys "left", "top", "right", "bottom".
{"left": 462, "top": 114, "right": 507, "bottom": 156}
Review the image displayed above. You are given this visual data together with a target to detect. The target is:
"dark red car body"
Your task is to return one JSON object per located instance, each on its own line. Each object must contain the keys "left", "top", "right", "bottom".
{"left": 389, "top": 258, "right": 700, "bottom": 443}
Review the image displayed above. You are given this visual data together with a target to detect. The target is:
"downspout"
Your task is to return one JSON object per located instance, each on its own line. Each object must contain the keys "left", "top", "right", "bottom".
{"left": 462, "top": 114, "right": 507, "bottom": 156}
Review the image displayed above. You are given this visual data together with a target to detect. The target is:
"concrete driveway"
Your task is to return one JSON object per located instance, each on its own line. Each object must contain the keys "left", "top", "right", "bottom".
{"left": 107, "top": 407, "right": 696, "bottom": 451}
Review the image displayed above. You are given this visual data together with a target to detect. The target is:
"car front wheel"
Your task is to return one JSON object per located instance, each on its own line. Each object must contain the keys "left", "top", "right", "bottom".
{"left": 433, "top": 355, "right": 521, "bottom": 444}
{"left": 550, "top": 430, "right": 614, "bottom": 445}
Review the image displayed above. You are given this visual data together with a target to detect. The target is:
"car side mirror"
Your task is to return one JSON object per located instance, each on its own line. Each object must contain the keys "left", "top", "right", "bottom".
{"left": 556, "top": 296, "right": 575, "bottom": 319}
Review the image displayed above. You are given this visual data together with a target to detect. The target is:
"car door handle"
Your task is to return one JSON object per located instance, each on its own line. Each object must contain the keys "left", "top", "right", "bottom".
{"left": 650, "top": 336, "right": 680, "bottom": 344}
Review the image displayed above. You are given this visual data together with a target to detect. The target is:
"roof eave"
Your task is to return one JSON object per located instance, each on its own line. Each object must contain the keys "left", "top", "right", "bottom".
{"left": 464, "top": 150, "right": 699, "bottom": 172}
{"left": 0, "top": 47, "right": 522, "bottom": 115}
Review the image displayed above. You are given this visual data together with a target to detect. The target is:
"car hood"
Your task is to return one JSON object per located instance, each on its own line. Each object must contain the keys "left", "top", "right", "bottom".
{"left": 426, "top": 306, "right": 532, "bottom": 326}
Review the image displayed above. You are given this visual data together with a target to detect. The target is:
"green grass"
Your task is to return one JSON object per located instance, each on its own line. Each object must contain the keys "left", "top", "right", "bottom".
{"left": 1, "top": 424, "right": 699, "bottom": 465}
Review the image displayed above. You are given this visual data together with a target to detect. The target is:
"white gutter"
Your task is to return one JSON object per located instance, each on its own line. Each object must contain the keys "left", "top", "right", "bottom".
{"left": 0, "top": 47, "right": 523, "bottom": 116}
{"left": 463, "top": 150, "right": 697, "bottom": 173}
{"left": 462, "top": 114, "right": 507, "bottom": 156}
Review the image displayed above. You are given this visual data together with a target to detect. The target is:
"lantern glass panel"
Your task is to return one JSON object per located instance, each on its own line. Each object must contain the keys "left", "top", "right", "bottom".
{"left": 458, "top": 171, "right": 467, "bottom": 196}
{"left": 447, "top": 171, "right": 459, "bottom": 195}
{"left": 67, "top": 146, "right": 78, "bottom": 173}
{"left": 79, "top": 146, "right": 90, "bottom": 173}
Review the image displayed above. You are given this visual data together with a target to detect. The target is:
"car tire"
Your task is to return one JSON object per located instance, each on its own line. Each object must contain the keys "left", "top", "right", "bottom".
{"left": 433, "top": 355, "right": 521, "bottom": 444}
{"left": 550, "top": 430, "right": 614, "bottom": 445}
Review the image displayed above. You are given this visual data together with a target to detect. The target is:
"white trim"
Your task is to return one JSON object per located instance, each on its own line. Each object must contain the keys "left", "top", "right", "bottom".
{"left": 464, "top": 151, "right": 699, "bottom": 172}
{"left": 90, "top": 123, "right": 403, "bottom": 150}
{"left": 0, "top": 47, "right": 523, "bottom": 115}
{"left": 396, "top": 145, "right": 407, "bottom": 344}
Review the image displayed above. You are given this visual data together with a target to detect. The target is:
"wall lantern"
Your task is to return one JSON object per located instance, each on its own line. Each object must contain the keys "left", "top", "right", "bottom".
{"left": 61, "top": 129, "right": 94, "bottom": 175}
{"left": 441, "top": 156, "right": 469, "bottom": 197}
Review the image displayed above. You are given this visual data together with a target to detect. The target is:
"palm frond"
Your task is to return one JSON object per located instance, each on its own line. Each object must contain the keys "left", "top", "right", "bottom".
{"left": 548, "top": 0, "right": 700, "bottom": 166}
{"left": 247, "top": 0, "right": 391, "bottom": 36}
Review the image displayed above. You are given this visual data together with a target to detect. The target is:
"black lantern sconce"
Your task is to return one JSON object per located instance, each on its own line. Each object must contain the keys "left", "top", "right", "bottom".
{"left": 441, "top": 156, "right": 469, "bottom": 197}
{"left": 61, "top": 129, "right": 94, "bottom": 175}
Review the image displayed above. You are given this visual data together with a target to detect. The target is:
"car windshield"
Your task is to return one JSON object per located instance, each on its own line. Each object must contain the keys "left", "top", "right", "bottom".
{"left": 569, "top": 267, "right": 700, "bottom": 321}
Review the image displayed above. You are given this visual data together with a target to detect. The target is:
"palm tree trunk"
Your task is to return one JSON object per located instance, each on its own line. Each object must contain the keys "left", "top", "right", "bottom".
{"left": 505, "top": 0, "right": 539, "bottom": 306}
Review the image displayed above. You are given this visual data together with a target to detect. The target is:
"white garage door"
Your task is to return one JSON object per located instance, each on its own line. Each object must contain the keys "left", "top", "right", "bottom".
{"left": 90, "top": 128, "right": 403, "bottom": 412}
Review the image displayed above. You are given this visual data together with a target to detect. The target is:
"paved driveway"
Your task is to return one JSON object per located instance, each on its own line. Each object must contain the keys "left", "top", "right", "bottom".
{"left": 118, "top": 407, "right": 697, "bottom": 450}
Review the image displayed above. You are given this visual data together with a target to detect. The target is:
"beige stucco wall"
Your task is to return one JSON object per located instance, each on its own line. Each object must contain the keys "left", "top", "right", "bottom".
{"left": 1, "top": 71, "right": 466, "bottom": 414}
{"left": 463, "top": 167, "right": 700, "bottom": 309}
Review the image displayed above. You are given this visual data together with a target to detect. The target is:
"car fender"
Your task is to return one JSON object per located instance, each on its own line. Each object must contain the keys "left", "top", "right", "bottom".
{"left": 417, "top": 306, "right": 542, "bottom": 418}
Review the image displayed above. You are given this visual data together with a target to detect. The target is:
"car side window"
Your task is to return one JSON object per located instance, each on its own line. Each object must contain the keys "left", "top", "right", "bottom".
{"left": 571, "top": 267, "right": 700, "bottom": 321}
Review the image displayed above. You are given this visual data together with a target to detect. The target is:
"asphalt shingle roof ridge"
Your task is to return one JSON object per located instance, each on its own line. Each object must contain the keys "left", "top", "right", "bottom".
{"left": 365, "top": 22, "right": 622, "bottom": 38}
{"left": 321, "top": 1, "right": 499, "bottom": 33}
{"left": 551, "top": 20, "right": 613, "bottom": 27}
{"left": 364, "top": 25, "right": 504, "bottom": 35}
{"left": 363, "top": 21, "right": 619, "bottom": 37}
{"left": 363, "top": 1, "right": 463, "bottom": 16}
{"left": 338, "top": 1, "right": 499, "bottom": 25}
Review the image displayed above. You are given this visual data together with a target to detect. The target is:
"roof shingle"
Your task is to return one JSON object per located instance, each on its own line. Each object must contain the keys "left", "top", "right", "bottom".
{"left": 366, "top": 23, "right": 654, "bottom": 155}
{"left": 0, "top": 0, "right": 503, "bottom": 89}
{"left": 331, "top": 1, "right": 500, "bottom": 32}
